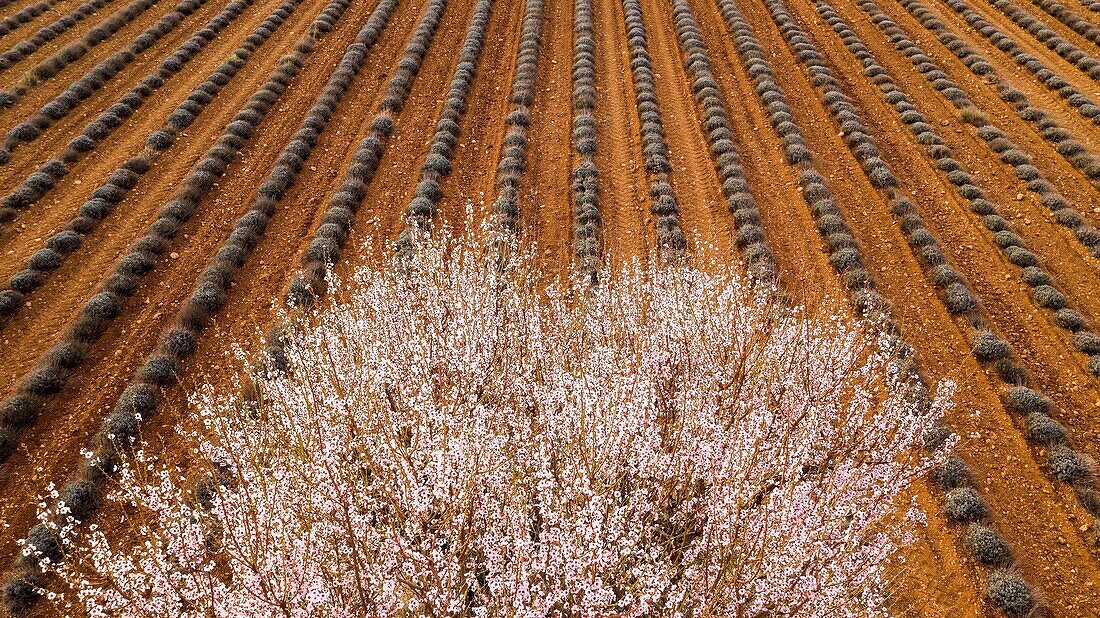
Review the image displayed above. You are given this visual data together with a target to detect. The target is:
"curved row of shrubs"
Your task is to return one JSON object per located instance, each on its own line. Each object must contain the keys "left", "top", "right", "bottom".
{"left": 716, "top": 0, "right": 1036, "bottom": 612}
{"left": 896, "top": 0, "right": 1100, "bottom": 204}
{"left": 854, "top": 0, "right": 1100, "bottom": 474}
{"left": 279, "top": 0, "right": 449, "bottom": 313}
{"left": 669, "top": 0, "right": 775, "bottom": 282}
{"left": 0, "top": 0, "right": 212, "bottom": 160}
{"left": 0, "top": 0, "right": 61, "bottom": 39}
{"left": 400, "top": 0, "right": 494, "bottom": 239}
{"left": 0, "top": 0, "right": 162, "bottom": 108}
{"left": 0, "top": 0, "right": 111, "bottom": 73}
{"left": 984, "top": 0, "right": 1100, "bottom": 80}
{"left": 0, "top": 0, "right": 254, "bottom": 222}
{"left": 2, "top": 3, "right": 402, "bottom": 609}
{"left": 802, "top": 4, "right": 1099, "bottom": 611}
{"left": 855, "top": 0, "right": 1100, "bottom": 377}
{"left": 939, "top": 0, "right": 1100, "bottom": 127}
{"left": 571, "top": 0, "right": 599, "bottom": 277}
{"left": 0, "top": 0, "right": 352, "bottom": 474}
{"left": 488, "top": 0, "right": 543, "bottom": 233}
{"left": 621, "top": 0, "right": 683, "bottom": 255}
{"left": 0, "top": 0, "right": 300, "bottom": 328}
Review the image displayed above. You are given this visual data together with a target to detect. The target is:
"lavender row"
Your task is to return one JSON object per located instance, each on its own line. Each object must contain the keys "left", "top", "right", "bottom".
{"left": 11, "top": 0, "right": 400, "bottom": 605}
{"left": 1023, "top": 0, "right": 1100, "bottom": 46}
{"left": 829, "top": 0, "right": 1099, "bottom": 515}
{"left": 622, "top": 0, "right": 684, "bottom": 256}
{"left": 0, "top": 0, "right": 334, "bottom": 465}
{"left": 1, "top": 0, "right": 359, "bottom": 610}
{"left": 939, "top": 0, "right": 1100, "bottom": 127}
{"left": 571, "top": 0, "right": 599, "bottom": 276}
{"left": 278, "top": 0, "right": 448, "bottom": 313}
{"left": 983, "top": 0, "right": 1100, "bottom": 80}
{"left": 0, "top": 0, "right": 108, "bottom": 72}
{"left": 0, "top": 0, "right": 210, "bottom": 161}
{"left": 0, "top": 0, "right": 162, "bottom": 108}
{"left": 0, "top": 0, "right": 254, "bottom": 222}
{"left": 856, "top": 0, "right": 1100, "bottom": 375}
{"left": 789, "top": 0, "right": 1100, "bottom": 609}
{"left": 896, "top": 0, "right": 1100, "bottom": 207}
{"left": 0, "top": 0, "right": 61, "bottom": 39}
{"left": 488, "top": 0, "right": 542, "bottom": 232}
{"left": 0, "top": 0, "right": 298, "bottom": 330}
{"left": 668, "top": 0, "right": 775, "bottom": 281}
{"left": 399, "top": 0, "right": 494, "bottom": 239}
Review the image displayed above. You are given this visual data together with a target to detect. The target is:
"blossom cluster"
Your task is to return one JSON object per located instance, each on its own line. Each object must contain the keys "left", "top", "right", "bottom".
{"left": 34, "top": 231, "right": 948, "bottom": 617}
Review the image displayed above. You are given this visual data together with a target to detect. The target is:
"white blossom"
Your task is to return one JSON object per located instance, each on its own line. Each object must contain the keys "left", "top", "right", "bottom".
{"left": 39, "top": 229, "right": 949, "bottom": 617}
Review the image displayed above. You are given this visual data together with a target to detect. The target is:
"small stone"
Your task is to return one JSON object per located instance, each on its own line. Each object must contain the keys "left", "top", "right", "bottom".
{"left": 169, "top": 252, "right": 179, "bottom": 259}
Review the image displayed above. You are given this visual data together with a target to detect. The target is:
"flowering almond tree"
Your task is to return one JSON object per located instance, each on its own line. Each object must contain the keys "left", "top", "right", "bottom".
{"left": 31, "top": 232, "right": 950, "bottom": 617}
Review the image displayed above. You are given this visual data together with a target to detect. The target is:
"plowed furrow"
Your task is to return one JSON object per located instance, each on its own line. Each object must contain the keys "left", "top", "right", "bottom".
{"left": 874, "top": 0, "right": 1100, "bottom": 228}
{"left": 938, "top": 0, "right": 1100, "bottom": 119}
{"left": 0, "top": 0, "right": 279, "bottom": 221}
{"left": 690, "top": 0, "right": 840, "bottom": 303}
{"left": 0, "top": 0, "right": 169, "bottom": 102}
{"left": 788, "top": 0, "right": 1100, "bottom": 609}
{"left": 1024, "top": 0, "right": 1100, "bottom": 52}
{"left": 640, "top": 0, "right": 734, "bottom": 260}
{"left": 433, "top": 0, "right": 522, "bottom": 235}
{"left": 0, "top": 0, "right": 272, "bottom": 205}
{"left": 0, "top": 0, "right": 303, "bottom": 346}
{"left": 703, "top": 0, "right": 982, "bottom": 610}
{"left": 0, "top": 0, "right": 65, "bottom": 49}
{"left": 0, "top": 0, "right": 89, "bottom": 52}
{"left": 45, "top": 0, "right": 426, "bottom": 582}
{"left": 929, "top": 0, "right": 1100, "bottom": 147}
{"left": 0, "top": 0, "right": 120, "bottom": 80}
{"left": 334, "top": 0, "right": 481, "bottom": 264}
{"left": 0, "top": 0, "right": 231, "bottom": 160}
{"left": 0, "top": 0, "right": 56, "bottom": 20}
{"left": 518, "top": 0, "right": 573, "bottom": 272}
{"left": 0, "top": 0, "right": 1091, "bottom": 603}
{"left": 162, "top": 0, "right": 426, "bottom": 370}
{"left": 591, "top": 0, "right": 649, "bottom": 262}
{"left": 981, "top": 0, "right": 1100, "bottom": 74}
{"left": 847, "top": 0, "right": 1100, "bottom": 327}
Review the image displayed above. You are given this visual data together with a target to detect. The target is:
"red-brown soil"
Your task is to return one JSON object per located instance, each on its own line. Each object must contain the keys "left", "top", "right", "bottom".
{"left": 0, "top": 0, "right": 1099, "bottom": 613}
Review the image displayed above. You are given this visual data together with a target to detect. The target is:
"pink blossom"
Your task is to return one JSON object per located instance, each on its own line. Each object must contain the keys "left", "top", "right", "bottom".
{"left": 36, "top": 230, "right": 950, "bottom": 617}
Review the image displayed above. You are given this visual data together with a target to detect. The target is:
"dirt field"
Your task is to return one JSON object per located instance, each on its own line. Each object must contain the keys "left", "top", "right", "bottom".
{"left": 0, "top": 0, "right": 1098, "bottom": 612}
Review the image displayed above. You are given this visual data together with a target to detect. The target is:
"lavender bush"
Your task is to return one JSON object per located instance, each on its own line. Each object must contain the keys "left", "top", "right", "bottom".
{"left": 29, "top": 230, "right": 950, "bottom": 617}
